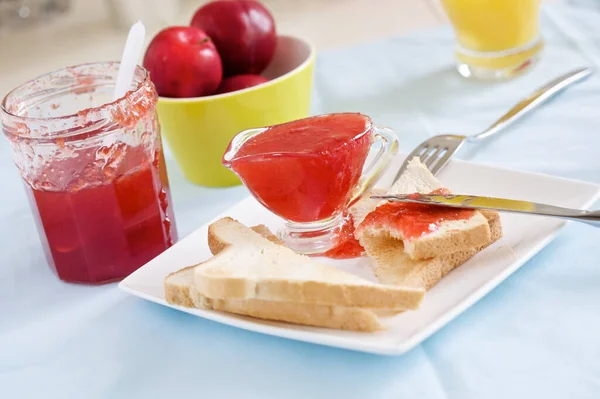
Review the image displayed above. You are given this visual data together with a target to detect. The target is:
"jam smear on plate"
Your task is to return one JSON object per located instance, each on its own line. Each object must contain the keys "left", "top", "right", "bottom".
{"left": 324, "top": 211, "right": 364, "bottom": 259}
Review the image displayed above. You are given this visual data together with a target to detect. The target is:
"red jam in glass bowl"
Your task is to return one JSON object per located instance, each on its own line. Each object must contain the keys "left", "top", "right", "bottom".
{"left": 222, "top": 113, "right": 398, "bottom": 255}
{"left": 225, "top": 113, "right": 372, "bottom": 223}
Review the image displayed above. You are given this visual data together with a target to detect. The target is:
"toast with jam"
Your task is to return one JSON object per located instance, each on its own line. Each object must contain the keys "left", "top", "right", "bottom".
{"left": 352, "top": 157, "right": 503, "bottom": 290}
{"left": 164, "top": 158, "right": 502, "bottom": 331}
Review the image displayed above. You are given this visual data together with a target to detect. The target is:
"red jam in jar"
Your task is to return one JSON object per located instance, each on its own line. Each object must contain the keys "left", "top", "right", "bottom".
{"left": 1, "top": 62, "right": 177, "bottom": 284}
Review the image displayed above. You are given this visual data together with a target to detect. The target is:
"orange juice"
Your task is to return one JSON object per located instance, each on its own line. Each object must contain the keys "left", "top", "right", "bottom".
{"left": 441, "top": 0, "right": 543, "bottom": 79}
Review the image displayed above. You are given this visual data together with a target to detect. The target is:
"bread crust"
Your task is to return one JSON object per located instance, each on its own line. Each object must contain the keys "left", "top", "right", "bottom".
{"left": 403, "top": 215, "right": 491, "bottom": 260}
{"left": 195, "top": 266, "right": 424, "bottom": 310}
{"left": 207, "top": 220, "right": 282, "bottom": 255}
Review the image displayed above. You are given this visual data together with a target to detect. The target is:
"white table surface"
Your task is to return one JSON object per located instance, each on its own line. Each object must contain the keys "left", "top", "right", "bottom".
{"left": 2, "top": 2, "right": 600, "bottom": 398}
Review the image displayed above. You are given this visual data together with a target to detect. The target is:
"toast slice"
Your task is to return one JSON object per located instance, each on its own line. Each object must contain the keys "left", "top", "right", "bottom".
{"left": 359, "top": 210, "right": 502, "bottom": 290}
{"left": 194, "top": 217, "right": 424, "bottom": 310}
{"left": 165, "top": 265, "right": 383, "bottom": 332}
{"left": 355, "top": 157, "right": 492, "bottom": 260}
{"left": 351, "top": 158, "right": 503, "bottom": 290}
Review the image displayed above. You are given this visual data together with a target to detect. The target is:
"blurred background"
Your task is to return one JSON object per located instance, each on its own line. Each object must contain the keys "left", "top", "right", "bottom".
{"left": 0, "top": 0, "right": 586, "bottom": 97}
{"left": 0, "top": 0, "right": 460, "bottom": 96}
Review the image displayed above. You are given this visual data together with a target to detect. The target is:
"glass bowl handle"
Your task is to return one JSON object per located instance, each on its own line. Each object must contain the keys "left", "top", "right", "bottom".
{"left": 347, "top": 125, "right": 398, "bottom": 207}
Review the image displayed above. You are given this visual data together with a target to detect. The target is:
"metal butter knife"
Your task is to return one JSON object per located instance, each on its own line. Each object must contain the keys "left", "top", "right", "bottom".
{"left": 370, "top": 193, "right": 600, "bottom": 227}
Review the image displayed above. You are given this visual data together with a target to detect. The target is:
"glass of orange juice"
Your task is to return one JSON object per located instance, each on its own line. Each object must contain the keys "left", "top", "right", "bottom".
{"left": 440, "top": 0, "right": 543, "bottom": 80}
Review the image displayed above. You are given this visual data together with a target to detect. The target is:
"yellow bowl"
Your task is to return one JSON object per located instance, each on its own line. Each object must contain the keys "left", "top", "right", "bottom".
{"left": 157, "top": 35, "right": 316, "bottom": 187}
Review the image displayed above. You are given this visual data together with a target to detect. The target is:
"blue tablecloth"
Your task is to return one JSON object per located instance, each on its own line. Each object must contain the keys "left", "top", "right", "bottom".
{"left": 2, "top": 2, "right": 600, "bottom": 398}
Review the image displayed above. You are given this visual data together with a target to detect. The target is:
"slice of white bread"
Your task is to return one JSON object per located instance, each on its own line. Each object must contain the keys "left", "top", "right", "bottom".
{"left": 165, "top": 224, "right": 408, "bottom": 331}
{"left": 194, "top": 217, "right": 424, "bottom": 310}
{"left": 355, "top": 157, "right": 492, "bottom": 260}
{"left": 165, "top": 264, "right": 383, "bottom": 332}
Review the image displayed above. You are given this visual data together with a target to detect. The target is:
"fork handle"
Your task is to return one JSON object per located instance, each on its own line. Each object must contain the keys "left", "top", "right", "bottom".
{"left": 468, "top": 68, "right": 593, "bottom": 142}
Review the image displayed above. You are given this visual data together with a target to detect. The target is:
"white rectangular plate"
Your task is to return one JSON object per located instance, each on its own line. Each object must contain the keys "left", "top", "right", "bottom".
{"left": 119, "top": 155, "right": 600, "bottom": 356}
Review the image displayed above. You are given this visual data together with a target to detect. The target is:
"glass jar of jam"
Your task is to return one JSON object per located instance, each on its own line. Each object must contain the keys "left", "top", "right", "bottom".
{"left": 1, "top": 62, "right": 177, "bottom": 284}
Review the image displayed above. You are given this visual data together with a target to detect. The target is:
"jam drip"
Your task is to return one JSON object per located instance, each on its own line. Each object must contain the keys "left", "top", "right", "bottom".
{"left": 324, "top": 211, "right": 364, "bottom": 259}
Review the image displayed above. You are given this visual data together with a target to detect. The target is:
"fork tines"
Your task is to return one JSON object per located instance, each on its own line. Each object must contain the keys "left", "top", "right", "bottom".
{"left": 393, "top": 134, "right": 466, "bottom": 182}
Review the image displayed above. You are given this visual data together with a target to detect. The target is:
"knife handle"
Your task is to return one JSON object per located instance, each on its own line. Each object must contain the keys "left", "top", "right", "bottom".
{"left": 568, "top": 210, "right": 600, "bottom": 227}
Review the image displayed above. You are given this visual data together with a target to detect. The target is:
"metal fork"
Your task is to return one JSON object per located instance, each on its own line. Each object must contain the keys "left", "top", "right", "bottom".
{"left": 393, "top": 67, "right": 593, "bottom": 182}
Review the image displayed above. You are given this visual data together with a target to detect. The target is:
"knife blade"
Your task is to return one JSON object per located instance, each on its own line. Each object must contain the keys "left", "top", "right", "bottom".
{"left": 369, "top": 193, "right": 600, "bottom": 227}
